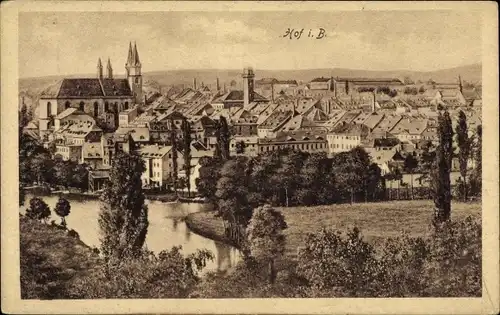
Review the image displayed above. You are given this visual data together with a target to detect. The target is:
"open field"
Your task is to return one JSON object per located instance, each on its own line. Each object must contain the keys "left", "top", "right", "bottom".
{"left": 186, "top": 200, "right": 481, "bottom": 258}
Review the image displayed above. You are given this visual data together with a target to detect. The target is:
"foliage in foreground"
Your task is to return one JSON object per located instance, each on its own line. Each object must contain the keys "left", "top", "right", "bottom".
{"left": 20, "top": 215, "right": 214, "bottom": 299}
{"left": 195, "top": 216, "right": 481, "bottom": 298}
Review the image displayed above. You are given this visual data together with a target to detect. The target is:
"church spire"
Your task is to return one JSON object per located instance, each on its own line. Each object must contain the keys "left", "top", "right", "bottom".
{"left": 132, "top": 41, "right": 141, "bottom": 65}
{"left": 97, "top": 58, "right": 103, "bottom": 79}
{"left": 127, "top": 41, "right": 133, "bottom": 65}
{"left": 106, "top": 58, "right": 113, "bottom": 79}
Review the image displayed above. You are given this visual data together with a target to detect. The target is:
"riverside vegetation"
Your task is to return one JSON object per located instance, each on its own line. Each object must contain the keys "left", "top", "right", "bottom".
{"left": 19, "top": 109, "right": 482, "bottom": 298}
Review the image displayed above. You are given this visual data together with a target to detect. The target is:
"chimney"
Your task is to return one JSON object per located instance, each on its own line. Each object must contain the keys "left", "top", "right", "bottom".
{"left": 330, "top": 76, "right": 334, "bottom": 92}
{"left": 328, "top": 100, "right": 331, "bottom": 115}
{"left": 216, "top": 77, "right": 220, "bottom": 91}
{"left": 193, "top": 78, "right": 197, "bottom": 90}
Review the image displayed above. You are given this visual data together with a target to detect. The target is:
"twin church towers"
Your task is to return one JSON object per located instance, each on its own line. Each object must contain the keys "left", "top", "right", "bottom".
{"left": 96, "top": 41, "right": 143, "bottom": 104}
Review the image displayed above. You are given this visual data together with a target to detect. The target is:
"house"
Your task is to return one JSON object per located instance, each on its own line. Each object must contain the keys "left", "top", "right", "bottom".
{"left": 115, "top": 126, "right": 150, "bottom": 146}
{"left": 389, "top": 117, "right": 428, "bottom": 141}
{"left": 257, "top": 110, "right": 294, "bottom": 138}
{"left": 309, "top": 77, "right": 333, "bottom": 91}
{"left": 81, "top": 142, "right": 104, "bottom": 170}
{"left": 327, "top": 123, "right": 370, "bottom": 154}
{"left": 257, "top": 130, "right": 328, "bottom": 154}
{"left": 53, "top": 108, "right": 96, "bottom": 131}
{"left": 118, "top": 106, "right": 138, "bottom": 126}
{"left": 138, "top": 144, "right": 184, "bottom": 189}
{"left": 230, "top": 136, "right": 260, "bottom": 157}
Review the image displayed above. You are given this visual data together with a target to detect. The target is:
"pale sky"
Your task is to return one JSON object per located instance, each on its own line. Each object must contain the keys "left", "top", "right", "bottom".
{"left": 19, "top": 10, "right": 482, "bottom": 78}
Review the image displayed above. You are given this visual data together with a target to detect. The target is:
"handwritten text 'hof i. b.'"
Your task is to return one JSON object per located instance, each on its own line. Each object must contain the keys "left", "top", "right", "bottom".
{"left": 282, "top": 28, "right": 326, "bottom": 40}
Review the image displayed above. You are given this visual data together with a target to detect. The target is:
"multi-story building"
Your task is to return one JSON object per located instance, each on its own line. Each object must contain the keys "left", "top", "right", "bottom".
{"left": 138, "top": 144, "right": 184, "bottom": 189}
{"left": 326, "top": 123, "right": 370, "bottom": 154}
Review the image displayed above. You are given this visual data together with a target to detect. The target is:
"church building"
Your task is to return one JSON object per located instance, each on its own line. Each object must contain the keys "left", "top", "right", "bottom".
{"left": 38, "top": 42, "right": 144, "bottom": 135}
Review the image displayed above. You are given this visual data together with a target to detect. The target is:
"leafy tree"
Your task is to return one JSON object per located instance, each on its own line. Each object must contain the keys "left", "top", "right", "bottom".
{"left": 169, "top": 118, "right": 178, "bottom": 193}
{"left": 403, "top": 154, "right": 419, "bottom": 199}
{"left": 246, "top": 205, "right": 287, "bottom": 284}
{"left": 272, "top": 150, "right": 304, "bottom": 207}
{"left": 433, "top": 111, "right": 454, "bottom": 226}
{"left": 235, "top": 140, "right": 246, "bottom": 155}
{"left": 181, "top": 118, "right": 192, "bottom": 197}
{"left": 419, "top": 86, "right": 425, "bottom": 93}
{"left": 195, "top": 156, "right": 223, "bottom": 203}
{"left": 469, "top": 125, "right": 482, "bottom": 198}
{"left": 71, "top": 164, "right": 89, "bottom": 191}
{"left": 403, "top": 76, "right": 415, "bottom": 85}
{"left": 53, "top": 160, "right": 73, "bottom": 188}
{"left": 54, "top": 197, "right": 71, "bottom": 227}
{"left": 217, "top": 116, "right": 231, "bottom": 160}
{"left": 26, "top": 197, "right": 51, "bottom": 223}
{"left": 455, "top": 110, "right": 471, "bottom": 201}
{"left": 98, "top": 151, "right": 149, "bottom": 261}
{"left": 297, "top": 227, "right": 377, "bottom": 296}
{"left": 215, "top": 158, "right": 254, "bottom": 226}
{"left": 30, "top": 152, "right": 54, "bottom": 184}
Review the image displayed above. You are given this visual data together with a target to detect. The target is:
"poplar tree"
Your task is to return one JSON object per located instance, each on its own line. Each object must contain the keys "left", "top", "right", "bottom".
{"left": 181, "top": 119, "right": 192, "bottom": 197}
{"left": 433, "top": 110, "right": 454, "bottom": 226}
{"left": 98, "top": 151, "right": 148, "bottom": 261}
{"left": 169, "top": 118, "right": 178, "bottom": 193}
{"left": 455, "top": 110, "right": 470, "bottom": 201}
{"left": 218, "top": 116, "right": 231, "bottom": 160}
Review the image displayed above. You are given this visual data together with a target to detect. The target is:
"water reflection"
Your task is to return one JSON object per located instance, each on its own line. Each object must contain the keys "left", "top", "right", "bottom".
{"left": 22, "top": 193, "right": 241, "bottom": 273}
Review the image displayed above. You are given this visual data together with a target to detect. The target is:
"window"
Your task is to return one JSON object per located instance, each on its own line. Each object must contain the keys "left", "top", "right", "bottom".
{"left": 65, "top": 101, "right": 71, "bottom": 109}
{"left": 124, "top": 102, "right": 129, "bottom": 110}
{"left": 47, "top": 102, "right": 52, "bottom": 116}
{"left": 93, "top": 102, "right": 99, "bottom": 117}
{"left": 79, "top": 101, "right": 84, "bottom": 111}
{"left": 104, "top": 102, "right": 109, "bottom": 112}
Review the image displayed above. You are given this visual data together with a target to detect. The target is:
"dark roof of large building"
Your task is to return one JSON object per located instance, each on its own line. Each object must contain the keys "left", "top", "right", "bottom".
{"left": 214, "top": 90, "right": 268, "bottom": 103}
{"left": 41, "top": 78, "right": 133, "bottom": 99}
{"left": 334, "top": 77, "right": 403, "bottom": 85}
{"left": 311, "top": 77, "right": 331, "bottom": 83}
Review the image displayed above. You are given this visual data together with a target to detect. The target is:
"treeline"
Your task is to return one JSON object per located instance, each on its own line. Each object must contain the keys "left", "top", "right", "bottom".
{"left": 197, "top": 147, "right": 385, "bottom": 208}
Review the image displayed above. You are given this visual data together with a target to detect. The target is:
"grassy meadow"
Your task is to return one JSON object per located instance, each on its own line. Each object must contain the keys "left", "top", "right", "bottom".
{"left": 186, "top": 200, "right": 481, "bottom": 259}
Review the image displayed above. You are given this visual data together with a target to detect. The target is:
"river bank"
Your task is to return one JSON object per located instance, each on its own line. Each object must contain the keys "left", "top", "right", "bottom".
{"left": 184, "top": 211, "right": 240, "bottom": 249}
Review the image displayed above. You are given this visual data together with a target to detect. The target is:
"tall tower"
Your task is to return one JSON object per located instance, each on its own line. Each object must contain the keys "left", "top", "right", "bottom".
{"left": 106, "top": 58, "right": 113, "bottom": 79}
{"left": 242, "top": 67, "right": 255, "bottom": 107}
{"left": 97, "top": 58, "right": 103, "bottom": 80}
{"left": 125, "top": 41, "right": 143, "bottom": 104}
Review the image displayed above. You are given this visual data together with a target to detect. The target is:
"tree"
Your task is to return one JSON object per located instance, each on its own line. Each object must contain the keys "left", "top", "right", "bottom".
{"left": 30, "top": 152, "right": 53, "bottom": 184}
{"left": 181, "top": 119, "right": 192, "bottom": 197}
{"left": 195, "top": 156, "right": 223, "bottom": 203}
{"left": 217, "top": 116, "right": 231, "bottom": 160}
{"left": 272, "top": 150, "right": 304, "bottom": 207}
{"left": 98, "top": 151, "right": 149, "bottom": 261}
{"left": 235, "top": 140, "right": 246, "bottom": 155}
{"left": 469, "top": 125, "right": 482, "bottom": 198}
{"left": 455, "top": 110, "right": 471, "bottom": 201}
{"left": 169, "top": 118, "right": 178, "bottom": 193}
{"left": 433, "top": 111, "right": 454, "bottom": 226}
{"left": 26, "top": 197, "right": 51, "bottom": 223}
{"left": 71, "top": 164, "right": 89, "bottom": 191}
{"left": 216, "top": 158, "right": 253, "bottom": 226}
{"left": 419, "top": 86, "right": 425, "bottom": 94}
{"left": 54, "top": 197, "right": 71, "bottom": 227}
{"left": 403, "top": 154, "right": 419, "bottom": 199}
{"left": 246, "top": 205, "right": 287, "bottom": 284}
{"left": 403, "top": 76, "right": 415, "bottom": 85}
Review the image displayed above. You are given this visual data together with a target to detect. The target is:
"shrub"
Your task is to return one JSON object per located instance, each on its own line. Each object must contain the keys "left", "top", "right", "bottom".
{"left": 26, "top": 197, "right": 51, "bottom": 222}
{"left": 297, "top": 227, "right": 379, "bottom": 296}
{"left": 296, "top": 216, "right": 481, "bottom": 297}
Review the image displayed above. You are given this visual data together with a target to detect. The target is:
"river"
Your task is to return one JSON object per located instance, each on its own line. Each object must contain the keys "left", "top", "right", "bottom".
{"left": 21, "top": 193, "right": 241, "bottom": 273}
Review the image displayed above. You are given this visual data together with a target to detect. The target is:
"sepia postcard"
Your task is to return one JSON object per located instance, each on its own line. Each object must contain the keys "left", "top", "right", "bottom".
{"left": 1, "top": 1, "right": 499, "bottom": 314}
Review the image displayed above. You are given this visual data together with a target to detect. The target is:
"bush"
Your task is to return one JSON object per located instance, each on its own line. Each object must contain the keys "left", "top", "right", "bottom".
{"left": 296, "top": 216, "right": 481, "bottom": 297}
{"left": 68, "top": 246, "right": 214, "bottom": 299}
